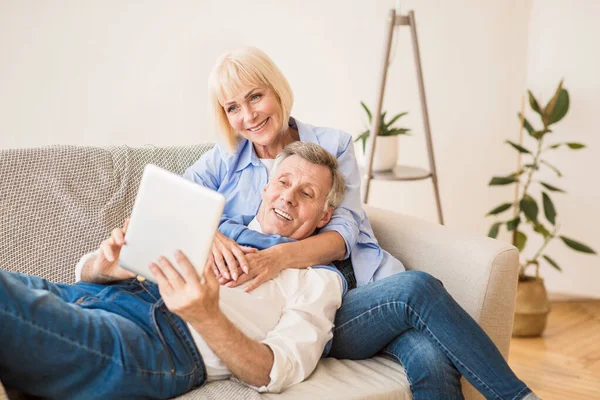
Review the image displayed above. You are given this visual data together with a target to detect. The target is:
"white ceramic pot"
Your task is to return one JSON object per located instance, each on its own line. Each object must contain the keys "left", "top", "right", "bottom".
{"left": 356, "top": 135, "right": 398, "bottom": 172}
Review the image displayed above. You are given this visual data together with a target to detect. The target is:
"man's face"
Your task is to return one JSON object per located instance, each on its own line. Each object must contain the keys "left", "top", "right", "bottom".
{"left": 257, "top": 155, "right": 334, "bottom": 240}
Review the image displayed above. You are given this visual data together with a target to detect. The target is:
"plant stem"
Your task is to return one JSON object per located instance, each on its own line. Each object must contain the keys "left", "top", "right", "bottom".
{"left": 513, "top": 137, "right": 544, "bottom": 250}
{"left": 520, "top": 225, "right": 559, "bottom": 276}
{"left": 521, "top": 235, "right": 552, "bottom": 273}
{"left": 520, "top": 138, "right": 544, "bottom": 204}
{"left": 516, "top": 135, "right": 546, "bottom": 277}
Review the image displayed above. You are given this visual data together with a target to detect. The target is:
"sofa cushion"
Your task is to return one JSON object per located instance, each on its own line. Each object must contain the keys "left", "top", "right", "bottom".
{"left": 173, "top": 357, "right": 409, "bottom": 400}
{"left": 0, "top": 144, "right": 212, "bottom": 282}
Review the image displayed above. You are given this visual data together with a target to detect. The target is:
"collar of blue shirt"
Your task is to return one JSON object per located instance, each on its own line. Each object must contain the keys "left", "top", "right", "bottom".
{"left": 231, "top": 117, "right": 320, "bottom": 173}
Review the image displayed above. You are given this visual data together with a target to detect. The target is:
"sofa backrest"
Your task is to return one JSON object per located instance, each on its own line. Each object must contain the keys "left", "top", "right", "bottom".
{"left": 0, "top": 144, "right": 213, "bottom": 283}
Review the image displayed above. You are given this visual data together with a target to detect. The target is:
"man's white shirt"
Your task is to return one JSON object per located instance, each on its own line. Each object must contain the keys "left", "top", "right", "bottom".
{"left": 75, "top": 218, "right": 343, "bottom": 393}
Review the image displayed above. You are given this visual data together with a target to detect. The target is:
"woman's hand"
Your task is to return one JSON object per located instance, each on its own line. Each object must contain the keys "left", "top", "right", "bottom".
{"left": 85, "top": 218, "right": 136, "bottom": 283}
{"left": 224, "top": 247, "right": 284, "bottom": 292}
{"left": 209, "top": 231, "right": 256, "bottom": 282}
{"left": 149, "top": 250, "right": 221, "bottom": 327}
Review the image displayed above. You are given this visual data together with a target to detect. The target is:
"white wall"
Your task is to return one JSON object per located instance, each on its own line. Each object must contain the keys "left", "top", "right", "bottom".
{"left": 6, "top": 2, "right": 595, "bottom": 297}
{"left": 0, "top": 0, "right": 400, "bottom": 148}
{"left": 0, "top": 1, "right": 532, "bottom": 217}
{"left": 521, "top": 0, "right": 600, "bottom": 299}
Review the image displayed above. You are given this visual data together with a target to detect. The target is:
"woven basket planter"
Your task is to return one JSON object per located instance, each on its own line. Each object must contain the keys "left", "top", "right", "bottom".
{"left": 512, "top": 276, "right": 551, "bottom": 337}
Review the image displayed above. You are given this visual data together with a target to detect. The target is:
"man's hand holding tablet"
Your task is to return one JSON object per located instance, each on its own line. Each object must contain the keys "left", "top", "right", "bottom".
{"left": 149, "top": 249, "right": 221, "bottom": 326}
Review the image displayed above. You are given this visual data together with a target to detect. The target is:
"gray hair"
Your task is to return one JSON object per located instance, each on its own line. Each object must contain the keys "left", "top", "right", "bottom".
{"left": 270, "top": 142, "right": 345, "bottom": 209}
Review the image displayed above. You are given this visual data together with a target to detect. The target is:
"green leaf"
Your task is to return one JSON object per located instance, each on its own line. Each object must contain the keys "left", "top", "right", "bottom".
{"left": 353, "top": 130, "right": 367, "bottom": 142}
{"left": 532, "top": 128, "right": 552, "bottom": 139}
{"left": 559, "top": 236, "right": 597, "bottom": 254}
{"left": 518, "top": 113, "right": 535, "bottom": 136}
{"left": 524, "top": 163, "right": 539, "bottom": 171}
{"left": 543, "top": 81, "right": 563, "bottom": 124}
{"left": 505, "top": 140, "right": 531, "bottom": 154}
{"left": 546, "top": 87, "right": 570, "bottom": 125}
{"left": 528, "top": 90, "right": 543, "bottom": 116}
{"left": 353, "top": 131, "right": 370, "bottom": 154}
{"left": 489, "top": 176, "right": 517, "bottom": 186}
{"left": 488, "top": 222, "right": 502, "bottom": 239}
{"left": 542, "top": 192, "right": 556, "bottom": 225}
{"left": 360, "top": 101, "right": 372, "bottom": 124}
{"left": 515, "top": 231, "right": 527, "bottom": 252}
{"left": 486, "top": 203, "right": 513, "bottom": 216}
{"left": 386, "top": 128, "right": 410, "bottom": 136}
{"left": 540, "top": 182, "right": 566, "bottom": 193}
{"left": 385, "top": 112, "right": 408, "bottom": 129}
{"left": 547, "top": 142, "right": 586, "bottom": 150}
{"left": 543, "top": 255, "right": 563, "bottom": 272}
{"left": 379, "top": 111, "right": 388, "bottom": 136}
{"left": 520, "top": 194, "right": 539, "bottom": 221}
{"left": 540, "top": 160, "right": 562, "bottom": 177}
{"left": 533, "top": 222, "right": 551, "bottom": 238}
{"left": 507, "top": 216, "right": 521, "bottom": 231}
{"left": 379, "top": 111, "right": 387, "bottom": 124}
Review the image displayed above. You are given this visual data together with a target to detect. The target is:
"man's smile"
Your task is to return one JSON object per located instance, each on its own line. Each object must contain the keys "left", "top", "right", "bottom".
{"left": 272, "top": 208, "right": 293, "bottom": 221}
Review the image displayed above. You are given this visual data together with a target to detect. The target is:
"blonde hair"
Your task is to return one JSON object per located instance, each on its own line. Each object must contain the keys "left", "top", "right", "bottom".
{"left": 271, "top": 142, "right": 345, "bottom": 210}
{"left": 208, "top": 47, "right": 294, "bottom": 152}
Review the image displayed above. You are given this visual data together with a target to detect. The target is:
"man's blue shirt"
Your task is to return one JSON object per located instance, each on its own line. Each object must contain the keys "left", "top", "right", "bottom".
{"left": 219, "top": 215, "right": 348, "bottom": 296}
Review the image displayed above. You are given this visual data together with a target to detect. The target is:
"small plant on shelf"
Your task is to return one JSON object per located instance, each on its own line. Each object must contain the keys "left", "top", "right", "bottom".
{"left": 353, "top": 101, "right": 411, "bottom": 155}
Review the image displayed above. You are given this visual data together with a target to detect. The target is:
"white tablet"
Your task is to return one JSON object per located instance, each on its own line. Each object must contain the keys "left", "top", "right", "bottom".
{"left": 119, "top": 164, "right": 225, "bottom": 283}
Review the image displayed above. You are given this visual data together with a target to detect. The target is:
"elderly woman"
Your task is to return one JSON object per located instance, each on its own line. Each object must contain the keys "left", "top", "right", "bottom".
{"left": 183, "top": 47, "right": 538, "bottom": 400}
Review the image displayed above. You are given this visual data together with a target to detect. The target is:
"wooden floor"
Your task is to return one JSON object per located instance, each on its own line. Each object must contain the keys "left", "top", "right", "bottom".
{"left": 508, "top": 300, "right": 600, "bottom": 400}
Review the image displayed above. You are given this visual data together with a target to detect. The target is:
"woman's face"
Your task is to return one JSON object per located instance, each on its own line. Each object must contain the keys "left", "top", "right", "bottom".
{"left": 222, "top": 85, "right": 283, "bottom": 150}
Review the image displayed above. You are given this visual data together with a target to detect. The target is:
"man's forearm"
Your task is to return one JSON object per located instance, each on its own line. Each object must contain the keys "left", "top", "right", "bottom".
{"left": 192, "top": 312, "right": 274, "bottom": 387}
{"left": 274, "top": 231, "right": 346, "bottom": 270}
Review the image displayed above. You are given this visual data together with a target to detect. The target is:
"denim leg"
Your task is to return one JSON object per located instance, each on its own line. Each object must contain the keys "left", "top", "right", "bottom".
{"left": 329, "top": 271, "right": 531, "bottom": 400}
{"left": 0, "top": 269, "right": 204, "bottom": 400}
{"left": 3, "top": 270, "right": 106, "bottom": 302}
{"left": 382, "top": 329, "right": 463, "bottom": 400}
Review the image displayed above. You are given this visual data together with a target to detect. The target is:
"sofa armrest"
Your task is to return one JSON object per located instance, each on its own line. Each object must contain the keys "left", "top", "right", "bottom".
{"left": 364, "top": 205, "right": 519, "bottom": 359}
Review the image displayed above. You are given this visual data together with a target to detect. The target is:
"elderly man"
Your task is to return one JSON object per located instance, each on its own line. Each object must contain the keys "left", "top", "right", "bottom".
{"left": 0, "top": 142, "right": 347, "bottom": 399}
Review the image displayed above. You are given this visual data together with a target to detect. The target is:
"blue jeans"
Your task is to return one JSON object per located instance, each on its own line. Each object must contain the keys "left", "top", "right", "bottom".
{"left": 329, "top": 270, "right": 532, "bottom": 400}
{"left": 0, "top": 270, "right": 206, "bottom": 400}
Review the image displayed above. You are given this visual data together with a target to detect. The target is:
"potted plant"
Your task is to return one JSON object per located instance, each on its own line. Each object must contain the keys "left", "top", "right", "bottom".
{"left": 354, "top": 101, "right": 410, "bottom": 172}
{"left": 485, "top": 80, "right": 596, "bottom": 337}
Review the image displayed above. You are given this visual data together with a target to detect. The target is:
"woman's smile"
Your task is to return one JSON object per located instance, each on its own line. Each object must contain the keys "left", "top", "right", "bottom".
{"left": 247, "top": 117, "right": 270, "bottom": 133}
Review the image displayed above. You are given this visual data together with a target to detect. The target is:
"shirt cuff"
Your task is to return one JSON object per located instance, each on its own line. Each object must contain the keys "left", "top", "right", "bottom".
{"left": 319, "top": 223, "right": 353, "bottom": 260}
{"left": 75, "top": 250, "right": 99, "bottom": 282}
{"left": 256, "top": 345, "right": 292, "bottom": 393}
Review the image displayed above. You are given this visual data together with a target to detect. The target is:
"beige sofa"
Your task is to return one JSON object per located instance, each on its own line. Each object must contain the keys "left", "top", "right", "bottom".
{"left": 0, "top": 144, "right": 519, "bottom": 400}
